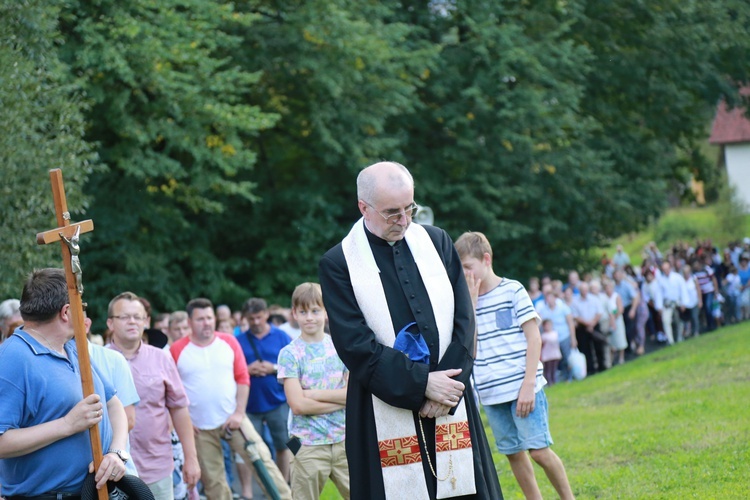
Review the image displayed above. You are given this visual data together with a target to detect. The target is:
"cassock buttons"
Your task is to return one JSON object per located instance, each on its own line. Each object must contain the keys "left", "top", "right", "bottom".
{"left": 399, "top": 266, "right": 404, "bottom": 270}
{"left": 410, "top": 294, "right": 416, "bottom": 299}
{"left": 404, "top": 280, "right": 410, "bottom": 284}
{"left": 424, "top": 325, "right": 430, "bottom": 330}
{"left": 416, "top": 309, "right": 422, "bottom": 314}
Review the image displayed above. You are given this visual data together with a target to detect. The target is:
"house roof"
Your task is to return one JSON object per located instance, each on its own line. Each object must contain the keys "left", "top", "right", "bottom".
{"left": 709, "top": 87, "right": 750, "bottom": 145}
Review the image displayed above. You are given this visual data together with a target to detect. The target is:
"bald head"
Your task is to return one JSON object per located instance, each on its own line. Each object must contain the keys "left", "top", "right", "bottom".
{"left": 357, "top": 161, "right": 416, "bottom": 242}
{"left": 357, "top": 161, "right": 413, "bottom": 205}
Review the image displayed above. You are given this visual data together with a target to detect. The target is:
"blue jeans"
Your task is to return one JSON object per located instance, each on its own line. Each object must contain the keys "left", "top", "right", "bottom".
{"left": 683, "top": 306, "right": 701, "bottom": 337}
{"left": 727, "top": 293, "right": 742, "bottom": 322}
{"left": 222, "top": 439, "right": 234, "bottom": 486}
{"left": 703, "top": 292, "right": 716, "bottom": 331}
{"left": 556, "top": 336, "right": 572, "bottom": 382}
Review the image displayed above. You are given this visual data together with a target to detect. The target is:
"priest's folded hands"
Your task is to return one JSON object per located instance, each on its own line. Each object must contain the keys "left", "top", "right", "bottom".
{"left": 420, "top": 368, "right": 464, "bottom": 418}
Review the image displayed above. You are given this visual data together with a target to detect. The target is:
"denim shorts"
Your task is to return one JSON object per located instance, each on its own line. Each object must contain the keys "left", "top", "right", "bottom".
{"left": 484, "top": 389, "right": 554, "bottom": 455}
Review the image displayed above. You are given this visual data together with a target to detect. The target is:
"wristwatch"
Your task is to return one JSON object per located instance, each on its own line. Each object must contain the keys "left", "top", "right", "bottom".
{"left": 107, "top": 448, "right": 131, "bottom": 464}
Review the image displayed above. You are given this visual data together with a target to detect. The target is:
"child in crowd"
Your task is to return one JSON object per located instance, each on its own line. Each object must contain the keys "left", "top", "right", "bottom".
{"left": 540, "top": 319, "right": 562, "bottom": 385}
{"left": 713, "top": 292, "right": 725, "bottom": 328}
{"left": 723, "top": 265, "right": 742, "bottom": 324}
{"left": 277, "top": 283, "right": 350, "bottom": 500}
{"left": 216, "top": 317, "right": 235, "bottom": 335}
{"left": 455, "top": 232, "right": 575, "bottom": 500}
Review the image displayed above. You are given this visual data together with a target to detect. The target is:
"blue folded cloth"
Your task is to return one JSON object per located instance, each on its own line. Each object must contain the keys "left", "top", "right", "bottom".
{"left": 393, "top": 322, "right": 430, "bottom": 364}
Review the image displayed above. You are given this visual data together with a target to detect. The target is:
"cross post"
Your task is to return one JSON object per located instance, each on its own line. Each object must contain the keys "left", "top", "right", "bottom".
{"left": 36, "top": 169, "right": 106, "bottom": 500}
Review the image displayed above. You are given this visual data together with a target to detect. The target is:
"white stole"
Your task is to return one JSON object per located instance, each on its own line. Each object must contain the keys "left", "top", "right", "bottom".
{"left": 342, "top": 219, "right": 476, "bottom": 498}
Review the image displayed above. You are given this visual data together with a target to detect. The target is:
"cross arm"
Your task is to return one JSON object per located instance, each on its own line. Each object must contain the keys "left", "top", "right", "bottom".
{"left": 36, "top": 220, "right": 94, "bottom": 245}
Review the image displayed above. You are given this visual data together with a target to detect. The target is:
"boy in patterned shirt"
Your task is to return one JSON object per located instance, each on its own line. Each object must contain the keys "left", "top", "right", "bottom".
{"left": 455, "top": 232, "right": 575, "bottom": 500}
{"left": 277, "top": 283, "right": 350, "bottom": 500}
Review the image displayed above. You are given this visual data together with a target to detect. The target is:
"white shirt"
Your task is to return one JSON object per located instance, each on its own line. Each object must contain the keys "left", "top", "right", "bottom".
{"left": 172, "top": 333, "right": 246, "bottom": 429}
{"left": 613, "top": 251, "right": 631, "bottom": 268}
{"left": 571, "top": 294, "right": 601, "bottom": 323}
{"left": 278, "top": 322, "right": 301, "bottom": 340}
{"left": 658, "top": 271, "right": 687, "bottom": 305}
{"left": 643, "top": 280, "right": 663, "bottom": 310}
{"left": 683, "top": 275, "right": 700, "bottom": 309}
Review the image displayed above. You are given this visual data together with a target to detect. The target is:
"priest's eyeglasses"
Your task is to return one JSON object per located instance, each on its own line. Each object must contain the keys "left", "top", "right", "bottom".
{"left": 111, "top": 314, "right": 147, "bottom": 322}
{"left": 364, "top": 201, "right": 419, "bottom": 225}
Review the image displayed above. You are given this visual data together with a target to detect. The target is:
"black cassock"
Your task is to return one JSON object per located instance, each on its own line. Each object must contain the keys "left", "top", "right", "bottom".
{"left": 319, "top": 223, "right": 503, "bottom": 500}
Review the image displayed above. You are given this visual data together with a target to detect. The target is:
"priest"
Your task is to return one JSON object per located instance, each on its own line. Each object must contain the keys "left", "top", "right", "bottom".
{"left": 319, "top": 161, "right": 502, "bottom": 499}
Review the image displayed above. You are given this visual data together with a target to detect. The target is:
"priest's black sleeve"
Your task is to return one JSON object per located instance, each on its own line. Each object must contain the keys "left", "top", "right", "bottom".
{"left": 424, "top": 226, "right": 476, "bottom": 392}
{"left": 319, "top": 246, "right": 429, "bottom": 412}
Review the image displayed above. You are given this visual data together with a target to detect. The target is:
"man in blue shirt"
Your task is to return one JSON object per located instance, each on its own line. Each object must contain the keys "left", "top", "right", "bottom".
{"left": 237, "top": 297, "right": 292, "bottom": 482}
{"left": 614, "top": 269, "right": 640, "bottom": 351}
{"left": 0, "top": 268, "right": 129, "bottom": 497}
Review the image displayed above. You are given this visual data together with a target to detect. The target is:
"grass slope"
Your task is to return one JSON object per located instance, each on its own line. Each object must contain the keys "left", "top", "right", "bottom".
{"left": 321, "top": 324, "right": 750, "bottom": 499}
{"left": 494, "top": 324, "right": 750, "bottom": 499}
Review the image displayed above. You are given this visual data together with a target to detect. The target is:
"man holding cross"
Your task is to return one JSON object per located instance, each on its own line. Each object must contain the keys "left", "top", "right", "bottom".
{"left": 0, "top": 268, "right": 129, "bottom": 497}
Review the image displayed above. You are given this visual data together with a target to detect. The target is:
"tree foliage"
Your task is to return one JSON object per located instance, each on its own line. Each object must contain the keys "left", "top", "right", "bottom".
{"left": 2, "top": 0, "right": 749, "bottom": 317}
{"left": 213, "top": 0, "right": 439, "bottom": 300}
{"left": 54, "top": 0, "right": 279, "bottom": 323}
{"left": 572, "top": 0, "right": 750, "bottom": 228}
{"left": 391, "top": 0, "right": 617, "bottom": 278}
{"left": 0, "top": 0, "right": 97, "bottom": 300}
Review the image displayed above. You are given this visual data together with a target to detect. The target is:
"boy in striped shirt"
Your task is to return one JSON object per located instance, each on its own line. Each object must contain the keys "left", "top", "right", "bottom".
{"left": 456, "top": 232, "right": 574, "bottom": 500}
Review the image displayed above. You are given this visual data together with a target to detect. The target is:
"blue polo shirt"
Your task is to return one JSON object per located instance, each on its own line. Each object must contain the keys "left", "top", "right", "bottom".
{"left": 0, "top": 329, "right": 115, "bottom": 496}
{"left": 237, "top": 325, "right": 291, "bottom": 413}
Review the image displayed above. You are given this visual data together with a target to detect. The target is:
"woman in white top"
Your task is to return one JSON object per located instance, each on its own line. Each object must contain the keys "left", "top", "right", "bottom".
{"left": 680, "top": 265, "right": 702, "bottom": 337}
{"left": 604, "top": 280, "right": 627, "bottom": 365}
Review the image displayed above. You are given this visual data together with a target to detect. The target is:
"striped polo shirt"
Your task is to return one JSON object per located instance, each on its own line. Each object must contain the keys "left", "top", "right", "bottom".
{"left": 694, "top": 266, "right": 716, "bottom": 294}
{"left": 473, "top": 278, "right": 545, "bottom": 405}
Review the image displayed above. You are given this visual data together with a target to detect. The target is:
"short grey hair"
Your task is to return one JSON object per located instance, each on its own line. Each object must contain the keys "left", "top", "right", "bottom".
{"left": 356, "top": 161, "right": 413, "bottom": 203}
{"left": 0, "top": 299, "right": 20, "bottom": 322}
{"left": 169, "top": 310, "right": 188, "bottom": 327}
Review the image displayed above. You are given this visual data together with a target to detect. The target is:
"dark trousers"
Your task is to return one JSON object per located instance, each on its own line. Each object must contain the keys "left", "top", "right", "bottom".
{"left": 623, "top": 304, "right": 636, "bottom": 347}
{"left": 647, "top": 303, "right": 664, "bottom": 336}
{"left": 702, "top": 291, "right": 716, "bottom": 332}
{"left": 576, "top": 325, "right": 608, "bottom": 374}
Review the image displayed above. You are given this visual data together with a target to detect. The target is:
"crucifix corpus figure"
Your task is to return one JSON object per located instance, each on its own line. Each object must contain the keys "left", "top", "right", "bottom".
{"left": 60, "top": 225, "right": 83, "bottom": 295}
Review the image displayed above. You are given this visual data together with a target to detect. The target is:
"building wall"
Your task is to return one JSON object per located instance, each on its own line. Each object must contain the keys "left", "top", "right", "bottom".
{"left": 726, "top": 143, "right": 750, "bottom": 212}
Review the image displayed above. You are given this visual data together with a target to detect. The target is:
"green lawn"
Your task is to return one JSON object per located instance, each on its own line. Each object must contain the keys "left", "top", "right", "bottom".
{"left": 321, "top": 323, "right": 750, "bottom": 499}
{"left": 495, "top": 323, "right": 750, "bottom": 499}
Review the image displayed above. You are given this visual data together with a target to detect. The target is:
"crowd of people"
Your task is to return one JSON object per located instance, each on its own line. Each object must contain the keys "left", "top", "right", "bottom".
{"left": 0, "top": 276, "right": 350, "bottom": 500}
{"left": 1, "top": 159, "right": 748, "bottom": 500}
{"left": 529, "top": 238, "right": 750, "bottom": 382}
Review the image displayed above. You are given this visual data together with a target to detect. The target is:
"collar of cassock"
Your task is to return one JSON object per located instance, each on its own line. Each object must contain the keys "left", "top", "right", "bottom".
{"left": 363, "top": 223, "right": 405, "bottom": 248}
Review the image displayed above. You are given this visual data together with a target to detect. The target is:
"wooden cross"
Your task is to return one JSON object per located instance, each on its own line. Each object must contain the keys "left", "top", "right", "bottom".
{"left": 36, "top": 169, "right": 107, "bottom": 500}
